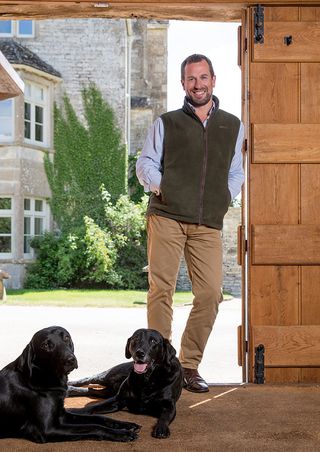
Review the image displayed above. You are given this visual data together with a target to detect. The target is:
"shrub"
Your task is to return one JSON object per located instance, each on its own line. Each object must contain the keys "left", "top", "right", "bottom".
{"left": 25, "top": 192, "right": 148, "bottom": 290}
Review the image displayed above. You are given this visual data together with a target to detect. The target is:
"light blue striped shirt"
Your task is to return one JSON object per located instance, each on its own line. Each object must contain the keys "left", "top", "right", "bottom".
{"left": 136, "top": 114, "right": 244, "bottom": 200}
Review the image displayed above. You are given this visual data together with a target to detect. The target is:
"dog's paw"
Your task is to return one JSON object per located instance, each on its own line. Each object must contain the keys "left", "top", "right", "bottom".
{"left": 152, "top": 423, "right": 170, "bottom": 439}
{"left": 117, "top": 430, "right": 139, "bottom": 442}
{"left": 123, "top": 422, "right": 142, "bottom": 433}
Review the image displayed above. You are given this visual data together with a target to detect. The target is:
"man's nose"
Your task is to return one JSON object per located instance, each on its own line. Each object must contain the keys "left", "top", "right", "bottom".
{"left": 194, "top": 78, "right": 202, "bottom": 88}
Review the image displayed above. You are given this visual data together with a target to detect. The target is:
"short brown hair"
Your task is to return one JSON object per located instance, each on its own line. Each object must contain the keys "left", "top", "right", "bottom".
{"left": 181, "top": 54, "right": 215, "bottom": 80}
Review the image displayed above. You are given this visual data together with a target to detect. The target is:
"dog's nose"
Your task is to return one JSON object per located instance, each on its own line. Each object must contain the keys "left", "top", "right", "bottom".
{"left": 66, "top": 355, "right": 78, "bottom": 369}
{"left": 135, "top": 349, "right": 145, "bottom": 360}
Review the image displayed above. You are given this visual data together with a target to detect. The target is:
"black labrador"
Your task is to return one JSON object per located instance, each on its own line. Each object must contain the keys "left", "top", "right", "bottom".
{"left": 68, "top": 328, "right": 183, "bottom": 438}
{"left": 0, "top": 326, "right": 139, "bottom": 443}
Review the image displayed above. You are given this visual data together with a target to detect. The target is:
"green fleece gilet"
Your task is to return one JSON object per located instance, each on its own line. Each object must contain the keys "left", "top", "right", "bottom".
{"left": 147, "top": 96, "right": 240, "bottom": 230}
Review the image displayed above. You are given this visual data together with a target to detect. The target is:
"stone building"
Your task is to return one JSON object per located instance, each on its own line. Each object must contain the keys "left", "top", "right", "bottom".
{"left": 0, "top": 18, "right": 168, "bottom": 288}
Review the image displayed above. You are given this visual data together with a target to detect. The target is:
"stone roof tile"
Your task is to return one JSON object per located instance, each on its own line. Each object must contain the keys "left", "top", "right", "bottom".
{"left": 0, "top": 39, "right": 61, "bottom": 78}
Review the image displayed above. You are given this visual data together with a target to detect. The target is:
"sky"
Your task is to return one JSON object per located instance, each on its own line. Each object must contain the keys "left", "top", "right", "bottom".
{"left": 167, "top": 20, "right": 241, "bottom": 117}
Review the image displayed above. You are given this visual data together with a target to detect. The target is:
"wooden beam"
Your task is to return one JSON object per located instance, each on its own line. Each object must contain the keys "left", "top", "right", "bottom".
{"left": 0, "top": 2, "right": 244, "bottom": 21}
{"left": 1, "top": 0, "right": 320, "bottom": 22}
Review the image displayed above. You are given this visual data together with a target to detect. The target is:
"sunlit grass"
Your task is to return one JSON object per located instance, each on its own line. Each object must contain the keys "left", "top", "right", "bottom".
{"left": 4, "top": 289, "right": 232, "bottom": 308}
{"left": 5, "top": 289, "right": 193, "bottom": 308}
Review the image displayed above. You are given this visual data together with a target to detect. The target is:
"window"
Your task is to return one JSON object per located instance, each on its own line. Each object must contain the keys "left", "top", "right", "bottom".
{"left": 0, "top": 99, "right": 14, "bottom": 142}
{"left": 0, "top": 20, "right": 34, "bottom": 37}
{"left": 17, "top": 20, "right": 34, "bottom": 37}
{"left": 24, "top": 198, "right": 48, "bottom": 256}
{"left": 0, "top": 20, "right": 12, "bottom": 36}
{"left": 24, "top": 82, "right": 47, "bottom": 145}
{"left": 0, "top": 198, "right": 12, "bottom": 257}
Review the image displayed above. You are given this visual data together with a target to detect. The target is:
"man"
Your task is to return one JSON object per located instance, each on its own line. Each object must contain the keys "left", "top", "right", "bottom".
{"left": 136, "top": 54, "right": 244, "bottom": 393}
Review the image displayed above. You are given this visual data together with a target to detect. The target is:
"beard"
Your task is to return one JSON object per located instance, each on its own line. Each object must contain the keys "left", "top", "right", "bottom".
{"left": 186, "top": 89, "right": 212, "bottom": 107}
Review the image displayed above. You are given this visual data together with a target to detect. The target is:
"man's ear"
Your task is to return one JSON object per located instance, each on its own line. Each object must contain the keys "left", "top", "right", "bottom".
{"left": 125, "top": 336, "right": 132, "bottom": 359}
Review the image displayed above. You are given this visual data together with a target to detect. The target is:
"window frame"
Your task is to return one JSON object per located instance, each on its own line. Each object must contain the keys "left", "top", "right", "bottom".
{"left": 0, "top": 197, "right": 13, "bottom": 258}
{"left": 0, "top": 20, "right": 34, "bottom": 38}
{"left": 0, "top": 98, "right": 14, "bottom": 143}
{"left": 23, "top": 198, "right": 49, "bottom": 258}
{"left": 17, "top": 20, "right": 35, "bottom": 38}
{"left": 24, "top": 81, "right": 48, "bottom": 146}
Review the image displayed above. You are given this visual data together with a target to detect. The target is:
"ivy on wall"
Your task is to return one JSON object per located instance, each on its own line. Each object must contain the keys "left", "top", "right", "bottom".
{"left": 45, "top": 84, "right": 127, "bottom": 231}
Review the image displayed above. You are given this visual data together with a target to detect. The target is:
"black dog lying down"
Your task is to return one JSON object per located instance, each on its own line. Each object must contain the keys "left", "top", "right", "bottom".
{"left": 0, "top": 326, "right": 139, "bottom": 443}
{"left": 68, "top": 328, "right": 183, "bottom": 438}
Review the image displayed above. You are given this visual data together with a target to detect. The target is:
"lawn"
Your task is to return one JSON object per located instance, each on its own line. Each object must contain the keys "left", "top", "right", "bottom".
{"left": 4, "top": 289, "right": 232, "bottom": 308}
{"left": 4, "top": 289, "right": 194, "bottom": 308}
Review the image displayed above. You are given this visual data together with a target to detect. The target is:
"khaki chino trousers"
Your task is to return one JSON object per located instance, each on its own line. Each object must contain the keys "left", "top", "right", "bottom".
{"left": 147, "top": 214, "right": 223, "bottom": 370}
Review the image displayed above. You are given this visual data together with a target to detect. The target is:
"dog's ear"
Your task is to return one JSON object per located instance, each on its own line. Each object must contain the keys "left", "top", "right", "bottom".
{"left": 125, "top": 336, "right": 132, "bottom": 359}
{"left": 16, "top": 343, "right": 34, "bottom": 378}
{"left": 163, "top": 338, "right": 177, "bottom": 367}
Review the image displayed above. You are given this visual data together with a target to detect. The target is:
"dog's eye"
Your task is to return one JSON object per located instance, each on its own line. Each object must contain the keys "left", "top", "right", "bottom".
{"left": 64, "top": 336, "right": 70, "bottom": 343}
{"left": 40, "top": 339, "right": 54, "bottom": 352}
{"left": 150, "top": 338, "right": 157, "bottom": 345}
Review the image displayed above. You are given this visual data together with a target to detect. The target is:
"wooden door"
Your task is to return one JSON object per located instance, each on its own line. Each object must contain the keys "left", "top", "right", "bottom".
{"left": 244, "top": 5, "right": 320, "bottom": 383}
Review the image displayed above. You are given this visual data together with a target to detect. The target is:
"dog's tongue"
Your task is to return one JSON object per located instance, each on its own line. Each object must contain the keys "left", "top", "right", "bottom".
{"left": 134, "top": 362, "right": 148, "bottom": 374}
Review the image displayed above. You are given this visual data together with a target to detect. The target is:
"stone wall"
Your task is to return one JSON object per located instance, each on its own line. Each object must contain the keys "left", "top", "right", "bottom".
{"left": 21, "top": 18, "right": 168, "bottom": 155}
{"left": 176, "top": 207, "right": 242, "bottom": 297}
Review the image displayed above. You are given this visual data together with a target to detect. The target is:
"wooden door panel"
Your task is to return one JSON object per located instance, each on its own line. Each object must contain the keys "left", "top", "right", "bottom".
{"left": 249, "top": 63, "right": 299, "bottom": 123}
{"left": 265, "top": 368, "right": 299, "bottom": 382}
{"left": 253, "top": 22, "right": 320, "bottom": 61}
{"left": 252, "top": 124, "right": 320, "bottom": 163}
{"left": 247, "top": 5, "right": 320, "bottom": 383}
{"left": 301, "top": 164, "right": 320, "bottom": 224}
{"left": 251, "top": 326, "right": 320, "bottom": 366}
{"left": 252, "top": 225, "right": 320, "bottom": 264}
{"left": 301, "top": 64, "right": 320, "bottom": 122}
{"left": 301, "top": 369, "right": 320, "bottom": 381}
{"left": 301, "top": 267, "right": 320, "bottom": 324}
{"left": 250, "top": 266, "right": 299, "bottom": 325}
{"left": 301, "top": 7, "right": 320, "bottom": 21}
{"left": 265, "top": 7, "right": 299, "bottom": 21}
{"left": 249, "top": 164, "right": 299, "bottom": 224}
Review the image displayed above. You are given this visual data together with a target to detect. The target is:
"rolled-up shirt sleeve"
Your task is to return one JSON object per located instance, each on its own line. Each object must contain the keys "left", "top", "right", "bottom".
{"left": 136, "top": 117, "right": 164, "bottom": 194}
{"left": 228, "top": 121, "right": 245, "bottom": 200}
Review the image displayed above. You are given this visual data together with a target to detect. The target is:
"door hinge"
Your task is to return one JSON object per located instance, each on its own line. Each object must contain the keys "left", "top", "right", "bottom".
{"left": 244, "top": 138, "right": 248, "bottom": 152}
{"left": 254, "top": 4, "right": 264, "bottom": 44}
{"left": 245, "top": 340, "right": 249, "bottom": 353}
{"left": 254, "top": 344, "right": 265, "bottom": 384}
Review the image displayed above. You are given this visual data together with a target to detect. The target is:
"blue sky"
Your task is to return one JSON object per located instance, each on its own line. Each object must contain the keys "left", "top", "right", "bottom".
{"left": 167, "top": 21, "right": 241, "bottom": 117}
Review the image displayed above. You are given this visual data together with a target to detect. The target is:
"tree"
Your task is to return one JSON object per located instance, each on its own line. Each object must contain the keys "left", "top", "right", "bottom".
{"left": 45, "top": 85, "right": 127, "bottom": 231}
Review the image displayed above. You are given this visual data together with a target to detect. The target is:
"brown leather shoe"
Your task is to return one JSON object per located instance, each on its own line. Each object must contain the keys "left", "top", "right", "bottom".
{"left": 182, "top": 367, "right": 209, "bottom": 393}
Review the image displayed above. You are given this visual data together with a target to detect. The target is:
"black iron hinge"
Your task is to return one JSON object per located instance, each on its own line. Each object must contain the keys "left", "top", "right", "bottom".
{"left": 254, "top": 4, "right": 264, "bottom": 44}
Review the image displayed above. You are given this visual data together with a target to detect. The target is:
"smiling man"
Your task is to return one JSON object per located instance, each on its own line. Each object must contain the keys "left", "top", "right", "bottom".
{"left": 136, "top": 54, "right": 244, "bottom": 393}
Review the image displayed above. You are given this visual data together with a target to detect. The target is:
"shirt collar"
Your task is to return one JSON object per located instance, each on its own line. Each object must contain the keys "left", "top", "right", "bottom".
{"left": 186, "top": 99, "right": 215, "bottom": 122}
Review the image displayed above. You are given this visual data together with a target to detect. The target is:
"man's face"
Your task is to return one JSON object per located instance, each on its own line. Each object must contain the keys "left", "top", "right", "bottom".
{"left": 181, "top": 60, "right": 216, "bottom": 107}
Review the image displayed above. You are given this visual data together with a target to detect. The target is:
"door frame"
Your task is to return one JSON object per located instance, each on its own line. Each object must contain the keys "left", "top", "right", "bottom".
{"left": 1, "top": 0, "right": 251, "bottom": 383}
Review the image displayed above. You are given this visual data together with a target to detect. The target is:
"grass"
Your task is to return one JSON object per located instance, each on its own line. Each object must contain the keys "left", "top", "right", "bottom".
{"left": 4, "top": 289, "right": 192, "bottom": 308}
{"left": 4, "top": 289, "right": 232, "bottom": 308}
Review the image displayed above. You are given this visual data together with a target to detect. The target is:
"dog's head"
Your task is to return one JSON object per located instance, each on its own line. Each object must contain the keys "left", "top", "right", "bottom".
{"left": 17, "top": 326, "right": 78, "bottom": 380}
{"left": 125, "top": 328, "right": 177, "bottom": 374}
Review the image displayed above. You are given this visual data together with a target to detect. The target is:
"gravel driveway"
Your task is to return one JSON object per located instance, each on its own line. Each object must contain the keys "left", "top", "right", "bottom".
{"left": 0, "top": 298, "right": 242, "bottom": 384}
